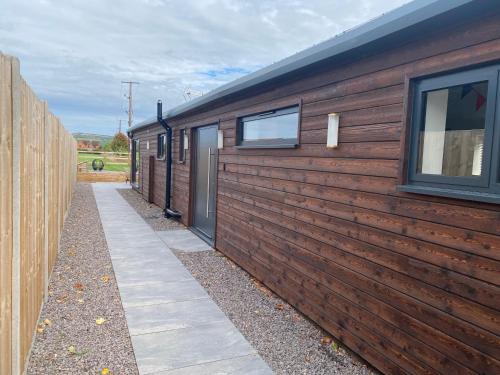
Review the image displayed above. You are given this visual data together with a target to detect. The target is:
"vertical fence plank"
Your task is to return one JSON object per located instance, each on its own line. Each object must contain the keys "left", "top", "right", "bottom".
{"left": 0, "top": 53, "right": 13, "bottom": 375}
{"left": 43, "top": 102, "right": 49, "bottom": 302}
{"left": 10, "top": 55, "right": 22, "bottom": 375}
{"left": 0, "top": 53, "right": 76, "bottom": 375}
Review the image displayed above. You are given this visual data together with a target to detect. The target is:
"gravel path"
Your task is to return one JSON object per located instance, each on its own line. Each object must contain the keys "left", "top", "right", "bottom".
{"left": 117, "top": 189, "right": 182, "bottom": 231}
{"left": 176, "top": 251, "right": 376, "bottom": 375}
{"left": 26, "top": 183, "right": 138, "bottom": 375}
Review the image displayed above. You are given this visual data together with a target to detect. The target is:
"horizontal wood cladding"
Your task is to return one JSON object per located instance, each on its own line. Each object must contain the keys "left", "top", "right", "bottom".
{"left": 132, "top": 125, "right": 166, "bottom": 208}
{"left": 171, "top": 127, "right": 190, "bottom": 226}
{"left": 165, "top": 11, "right": 500, "bottom": 375}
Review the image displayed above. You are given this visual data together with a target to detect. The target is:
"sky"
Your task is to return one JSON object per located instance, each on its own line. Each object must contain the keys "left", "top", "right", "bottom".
{"left": 1, "top": 0, "right": 410, "bottom": 135}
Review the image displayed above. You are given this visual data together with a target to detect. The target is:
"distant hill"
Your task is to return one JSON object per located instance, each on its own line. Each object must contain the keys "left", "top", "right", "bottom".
{"left": 73, "top": 133, "right": 113, "bottom": 145}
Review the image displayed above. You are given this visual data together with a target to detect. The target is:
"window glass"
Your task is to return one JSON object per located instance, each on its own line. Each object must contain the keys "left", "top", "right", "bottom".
{"left": 417, "top": 81, "right": 488, "bottom": 177}
{"left": 134, "top": 140, "right": 140, "bottom": 187}
{"left": 243, "top": 112, "right": 298, "bottom": 141}
{"left": 157, "top": 133, "right": 166, "bottom": 159}
{"left": 239, "top": 106, "right": 299, "bottom": 146}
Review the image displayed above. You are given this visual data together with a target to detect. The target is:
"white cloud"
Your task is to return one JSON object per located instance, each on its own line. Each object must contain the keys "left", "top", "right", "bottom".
{"left": 0, "top": 0, "right": 409, "bottom": 135}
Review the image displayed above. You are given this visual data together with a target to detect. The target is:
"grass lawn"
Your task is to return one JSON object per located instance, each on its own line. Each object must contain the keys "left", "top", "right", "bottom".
{"left": 78, "top": 152, "right": 129, "bottom": 173}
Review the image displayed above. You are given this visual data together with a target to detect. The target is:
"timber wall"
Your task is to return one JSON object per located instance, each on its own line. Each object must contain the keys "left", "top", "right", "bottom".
{"left": 0, "top": 53, "right": 77, "bottom": 375}
{"left": 165, "top": 11, "right": 500, "bottom": 375}
{"left": 131, "top": 124, "right": 167, "bottom": 208}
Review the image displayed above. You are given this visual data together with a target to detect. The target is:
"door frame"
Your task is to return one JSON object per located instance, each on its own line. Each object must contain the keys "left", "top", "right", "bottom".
{"left": 189, "top": 123, "right": 219, "bottom": 246}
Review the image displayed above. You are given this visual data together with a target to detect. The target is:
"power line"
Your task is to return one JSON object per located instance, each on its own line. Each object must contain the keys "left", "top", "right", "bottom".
{"left": 121, "top": 81, "right": 139, "bottom": 128}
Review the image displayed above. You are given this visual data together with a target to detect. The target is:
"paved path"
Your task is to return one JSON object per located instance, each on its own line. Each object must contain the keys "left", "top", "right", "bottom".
{"left": 92, "top": 183, "right": 273, "bottom": 375}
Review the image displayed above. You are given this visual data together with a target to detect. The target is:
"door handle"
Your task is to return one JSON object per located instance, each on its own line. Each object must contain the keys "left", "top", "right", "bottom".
{"left": 206, "top": 147, "right": 211, "bottom": 217}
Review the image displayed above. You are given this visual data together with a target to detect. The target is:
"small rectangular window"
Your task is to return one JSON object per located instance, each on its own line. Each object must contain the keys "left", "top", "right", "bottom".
{"left": 157, "top": 133, "right": 166, "bottom": 159}
{"left": 402, "top": 64, "right": 500, "bottom": 203}
{"left": 132, "top": 139, "right": 140, "bottom": 188}
{"left": 237, "top": 106, "right": 299, "bottom": 148}
{"left": 179, "top": 129, "right": 185, "bottom": 162}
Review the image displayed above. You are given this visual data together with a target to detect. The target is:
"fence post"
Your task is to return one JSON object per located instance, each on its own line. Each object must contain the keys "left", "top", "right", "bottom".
{"left": 11, "top": 56, "right": 21, "bottom": 375}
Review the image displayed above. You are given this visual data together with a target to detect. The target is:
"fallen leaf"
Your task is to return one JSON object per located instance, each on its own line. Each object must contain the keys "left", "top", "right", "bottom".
{"left": 331, "top": 342, "right": 339, "bottom": 351}
{"left": 44, "top": 319, "right": 52, "bottom": 326}
{"left": 68, "top": 346, "right": 77, "bottom": 355}
{"left": 292, "top": 313, "right": 302, "bottom": 322}
{"left": 320, "top": 336, "right": 333, "bottom": 345}
{"left": 74, "top": 282, "right": 84, "bottom": 291}
{"left": 101, "top": 368, "right": 110, "bottom": 375}
{"left": 36, "top": 324, "right": 44, "bottom": 333}
{"left": 77, "top": 298, "right": 84, "bottom": 304}
{"left": 100, "top": 275, "right": 110, "bottom": 283}
{"left": 95, "top": 318, "right": 106, "bottom": 325}
{"left": 68, "top": 247, "right": 76, "bottom": 256}
{"left": 275, "top": 303, "right": 285, "bottom": 311}
{"left": 56, "top": 295, "right": 68, "bottom": 303}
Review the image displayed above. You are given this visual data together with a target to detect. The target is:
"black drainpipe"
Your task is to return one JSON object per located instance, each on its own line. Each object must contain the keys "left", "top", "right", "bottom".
{"left": 157, "top": 100, "right": 181, "bottom": 219}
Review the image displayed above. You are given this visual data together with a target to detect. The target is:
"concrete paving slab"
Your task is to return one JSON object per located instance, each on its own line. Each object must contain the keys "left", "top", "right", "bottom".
{"left": 119, "top": 280, "right": 209, "bottom": 308}
{"left": 108, "top": 248, "right": 169, "bottom": 262}
{"left": 152, "top": 354, "right": 274, "bottom": 375}
{"left": 113, "top": 262, "right": 193, "bottom": 287}
{"left": 92, "top": 184, "right": 273, "bottom": 375}
{"left": 131, "top": 321, "right": 256, "bottom": 374}
{"left": 156, "top": 230, "right": 213, "bottom": 252}
{"left": 125, "top": 299, "right": 227, "bottom": 335}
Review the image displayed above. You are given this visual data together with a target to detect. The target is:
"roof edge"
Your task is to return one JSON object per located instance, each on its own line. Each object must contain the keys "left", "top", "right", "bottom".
{"left": 129, "top": 0, "right": 474, "bottom": 134}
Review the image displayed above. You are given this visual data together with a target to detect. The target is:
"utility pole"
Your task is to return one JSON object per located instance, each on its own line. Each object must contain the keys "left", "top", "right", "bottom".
{"left": 122, "top": 81, "right": 139, "bottom": 128}
{"left": 118, "top": 119, "right": 122, "bottom": 134}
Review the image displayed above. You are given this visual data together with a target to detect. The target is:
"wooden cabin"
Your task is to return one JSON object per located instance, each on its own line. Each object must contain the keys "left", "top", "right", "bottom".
{"left": 128, "top": 1, "right": 500, "bottom": 373}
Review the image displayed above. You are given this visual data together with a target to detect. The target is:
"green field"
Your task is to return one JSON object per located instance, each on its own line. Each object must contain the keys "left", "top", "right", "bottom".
{"left": 78, "top": 152, "right": 129, "bottom": 173}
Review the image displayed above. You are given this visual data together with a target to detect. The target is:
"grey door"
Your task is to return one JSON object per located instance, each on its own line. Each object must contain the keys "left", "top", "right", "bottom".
{"left": 192, "top": 125, "right": 218, "bottom": 242}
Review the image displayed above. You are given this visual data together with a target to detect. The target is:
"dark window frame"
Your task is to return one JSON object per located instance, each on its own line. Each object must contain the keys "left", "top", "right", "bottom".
{"left": 236, "top": 105, "right": 301, "bottom": 149}
{"left": 157, "top": 133, "right": 166, "bottom": 160}
{"left": 399, "top": 63, "right": 500, "bottom": 204}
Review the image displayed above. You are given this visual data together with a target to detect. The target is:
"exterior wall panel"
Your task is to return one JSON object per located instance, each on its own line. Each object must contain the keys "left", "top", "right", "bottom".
{"left": 133, "top": 11, "right": 500, "bottom": 375}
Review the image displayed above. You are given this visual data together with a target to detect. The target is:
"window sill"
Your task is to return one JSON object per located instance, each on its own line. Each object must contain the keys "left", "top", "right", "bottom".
{"left": 235, "top": 143, "right": 298, "bottom": 149}
{"left": 397, "top": 184, "right": 500, "bottom": 204}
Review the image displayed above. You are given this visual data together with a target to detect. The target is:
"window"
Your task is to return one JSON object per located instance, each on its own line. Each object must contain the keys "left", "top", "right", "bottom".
{"left": 179, "top": 129, "right": 185, "bottom": 162}
{"left": 403, "top": 64, "right": 500, "bottom": 203}
{"left": 131, "top": 139, "right": 140, "bottom": 188}
{"left": 237, "top": 106, "right": 300, "bottom": 148}
{"left": 157, "top": 133, "right": 166, "bottom": 159}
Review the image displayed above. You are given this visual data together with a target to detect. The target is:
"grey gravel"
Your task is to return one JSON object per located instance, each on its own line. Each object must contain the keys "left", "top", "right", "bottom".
{"left": 117, "top": 189, "right": 182, "bottom": 231}
{"left": 176, "top": 251, "right": 376, "bottom": 375}
{"left": 26, "top": 183, "right": 138, "bottom": 375}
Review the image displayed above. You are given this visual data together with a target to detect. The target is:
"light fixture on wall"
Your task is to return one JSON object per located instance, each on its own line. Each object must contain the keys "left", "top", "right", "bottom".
{"left": 217, "top": 129, "right": 224, "bottom": 149}
{"left": 327, "top": 113, "right": 339, "bottom": 148}
{"left": 183, "top": 131, "right": 189, "bottom": 150}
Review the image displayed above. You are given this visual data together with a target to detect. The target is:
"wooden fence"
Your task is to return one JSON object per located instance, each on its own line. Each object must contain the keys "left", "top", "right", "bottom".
{"left": 0, "top": 53, "right": 77, "bottom": 375}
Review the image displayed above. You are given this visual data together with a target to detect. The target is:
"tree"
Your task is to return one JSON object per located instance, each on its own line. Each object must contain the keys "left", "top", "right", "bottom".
{"left": 109, "top": 132, "right": 129, "bottom": 152}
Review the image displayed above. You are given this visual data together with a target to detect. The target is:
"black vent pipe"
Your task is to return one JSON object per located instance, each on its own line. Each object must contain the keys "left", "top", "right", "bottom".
{"left": 157, "top": 100, "right": 181, "bottom": 219}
